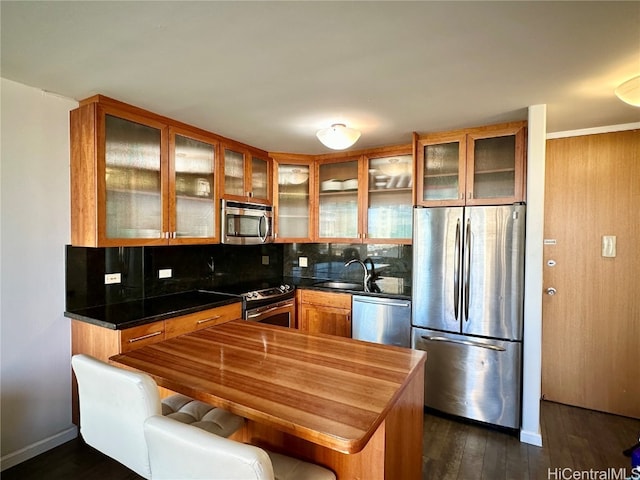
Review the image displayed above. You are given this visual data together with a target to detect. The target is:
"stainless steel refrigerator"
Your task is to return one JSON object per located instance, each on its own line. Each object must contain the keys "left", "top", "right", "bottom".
{"left": 411, "top": 204, "right": 525, "bottom": 429}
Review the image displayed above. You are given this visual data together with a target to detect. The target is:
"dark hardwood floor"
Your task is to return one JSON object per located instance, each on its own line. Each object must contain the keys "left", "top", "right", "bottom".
{"left": 3, "top": 401, "right": 639, "bottom": 480}
{"left": 422, "top": 401, "right": 639, "bottom": 480}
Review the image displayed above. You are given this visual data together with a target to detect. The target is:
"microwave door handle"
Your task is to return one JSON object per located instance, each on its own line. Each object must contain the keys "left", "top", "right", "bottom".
{"left": 258, "top": 214, "right": 267, "bottom": 243}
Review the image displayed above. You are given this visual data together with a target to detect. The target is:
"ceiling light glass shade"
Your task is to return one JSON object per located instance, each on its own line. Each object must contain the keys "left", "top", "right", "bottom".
{"left": 615, "top": 75, "right": 640, "bottom": 107}
{"left": 316, "top": 124, "right": 361, "bottom": 150}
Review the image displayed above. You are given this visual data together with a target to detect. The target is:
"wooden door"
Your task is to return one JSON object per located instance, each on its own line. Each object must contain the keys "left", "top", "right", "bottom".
{"left": 542, "top": 129, "right": 639, "bottom": 418}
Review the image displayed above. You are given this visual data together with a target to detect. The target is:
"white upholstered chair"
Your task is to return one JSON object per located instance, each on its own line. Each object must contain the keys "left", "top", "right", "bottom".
{"left": 71, "top": 354, "right": 244, "bottom": 479}
{"left": 144, "top": 414, "right": 336, "bottom": 480}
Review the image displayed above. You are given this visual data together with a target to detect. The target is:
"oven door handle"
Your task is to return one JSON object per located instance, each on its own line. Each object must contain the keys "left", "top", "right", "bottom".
{"left": 247, "top": 305, "right": 284, "bottom": 319}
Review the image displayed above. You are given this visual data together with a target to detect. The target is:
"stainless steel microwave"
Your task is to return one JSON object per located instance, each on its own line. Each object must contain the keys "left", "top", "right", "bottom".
{"left": 221, "top": 200, "right": 273, "bottom": 245}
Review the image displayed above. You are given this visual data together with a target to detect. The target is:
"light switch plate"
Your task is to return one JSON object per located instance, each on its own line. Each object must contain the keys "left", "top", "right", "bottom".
{"left": 104, "top": 273, "right": 121, "bottom": 285}
{"left": 158, "top": 268, "right": 172, "bottom": 279}
{"left": 262, "top": 255, "right": 269, "bottom": 265}
{"left": 299, "top": 256, "right": 308, "bottom": 268}
{"left": 602, "top": 235, "right": 616, "bottom": 257}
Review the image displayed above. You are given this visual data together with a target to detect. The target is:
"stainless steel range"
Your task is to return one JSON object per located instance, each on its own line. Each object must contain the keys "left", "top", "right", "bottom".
{"left": 242, "top": 284, "right": 294, "bottom": 327}
{"left": 203, "top": 283, "right": 295, "bottom": 327}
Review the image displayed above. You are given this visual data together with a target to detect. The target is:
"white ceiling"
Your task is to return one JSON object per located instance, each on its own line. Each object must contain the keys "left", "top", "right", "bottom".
{"left": 2, "top": 1, "right": 639, "bottom": 154}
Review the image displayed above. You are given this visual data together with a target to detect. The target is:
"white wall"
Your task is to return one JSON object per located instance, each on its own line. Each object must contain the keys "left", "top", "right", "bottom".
{"left": 1, "top": 78, "right": 79, "bottom": 470}
{"left": 520, "top": 104, "right": 546, "bottom": 446}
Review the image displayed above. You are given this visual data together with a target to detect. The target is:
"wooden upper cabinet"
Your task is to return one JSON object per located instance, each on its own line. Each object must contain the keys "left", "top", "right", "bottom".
{"left": 70, "top": 96, "right": 222, "bottom": 247}
{"left": 313, "top": 144, "right": 413, "bottom": 244}
{"left": 415, "top": 121, "right": 526, "bottom": 207}
{"left": 169, "top": 126, "right": 219, "bottom": 244}
{"left": 272, "top": 153, "right": 316, "bottom": 242}
{"left": 465, "top": 123, "right": 526, "bottom": 205}
{"left": 316, "top": 155, "right": 363, "bottom": 242}
{"left": 220, "top": 145, "right": 271, "bottom": 204}
{"left": 415, "top": 131, "right": 466, "bottom": 207}
{"left": 364, "top": 146, "right": 413, "bottom": 244}
{"left": 71, "top": 100, "right": 168, "bottom": 247}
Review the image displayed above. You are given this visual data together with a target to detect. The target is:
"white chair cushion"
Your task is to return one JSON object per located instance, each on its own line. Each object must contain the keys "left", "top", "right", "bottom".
{"left": 267, "top": 451, "right": 337, "bottom": 480}
{"left": 161, "top": 393, "right": 244, "bottom": 437}
{"left": 72, "top": 354, "right": 162, "bottom": 479}
{"left": 145, "top": 415, "right": 274, "bottom": 480}
{"left": 144, "top": 415, "right": 336, "bottom": 480}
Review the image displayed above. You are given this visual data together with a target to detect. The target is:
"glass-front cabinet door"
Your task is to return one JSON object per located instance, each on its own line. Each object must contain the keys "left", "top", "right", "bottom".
{"left": 415, "top": 122, "right": 526, "bottom": 207}
{"left": 223, "top": 148, "right": 246, "bottom": 198}
{"left": 221, "top": 147, "right": 271, "bottom": 203}
{"left": 169, "top": 128, "right": 217, "bottom": 242}
{"left": 466, "top": 124, "right": 525, "bottom": 205}
{"left": 317, "top": 158, "right": 361, "bottom": 241}
{"left": 251, "top": 155, "right": 270, "bottom": 202}
{"left": 274, "top": 158, "right": 313, "bottom": 241}
{"left": 102, "top": 112, "right": 166, "bottom": 243}
{"left": 416, "top": 132, "right": 466, "bottom": 206}
{"left": 366, "top": 153, "right": 413, "bottom": 242}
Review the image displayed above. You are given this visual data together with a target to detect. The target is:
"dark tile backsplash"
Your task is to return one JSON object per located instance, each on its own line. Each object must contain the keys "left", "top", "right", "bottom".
{"left": 66, "top": 242, "right": 411, "bottom": 311}
{"left": 283, "top": 243, "right": 412, "bottom": 287}
{"left": 66, "top": 244, "right": 283, "bottom": 311}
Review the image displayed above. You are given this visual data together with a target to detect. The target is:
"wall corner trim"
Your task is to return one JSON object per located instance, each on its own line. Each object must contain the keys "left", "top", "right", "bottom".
{"left": 520, "top": 428, "right": 543, "bottom": 447}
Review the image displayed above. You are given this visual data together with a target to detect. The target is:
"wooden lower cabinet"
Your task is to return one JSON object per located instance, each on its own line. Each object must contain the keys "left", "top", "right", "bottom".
{"left": 71, "top": 301, "right": 242, "bottom": 423}
{"left": 297, "top": 289, "right": 352, "bottom": 338}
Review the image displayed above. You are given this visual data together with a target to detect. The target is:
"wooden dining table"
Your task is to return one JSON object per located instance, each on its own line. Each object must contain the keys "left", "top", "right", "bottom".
{"left": 110, "top": 320, "right": 426, "bottom": 479}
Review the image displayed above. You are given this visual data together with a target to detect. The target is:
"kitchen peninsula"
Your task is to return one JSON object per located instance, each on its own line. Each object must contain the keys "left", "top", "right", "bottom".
{"left": 111, "top": 320, "right": 426, "bottom": 479}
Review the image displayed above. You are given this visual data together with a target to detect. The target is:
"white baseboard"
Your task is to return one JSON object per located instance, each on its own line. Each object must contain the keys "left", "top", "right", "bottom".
{"left": 520, "top": 428, "right": 543, "bottom": 447}
{"left": 0, "top": 425, "right": 78, "bottom": 471}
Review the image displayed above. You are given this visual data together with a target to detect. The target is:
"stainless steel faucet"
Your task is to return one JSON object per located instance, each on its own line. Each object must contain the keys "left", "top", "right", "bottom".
{"left": 344, "top": 259, "right": 371, "bottom": 292}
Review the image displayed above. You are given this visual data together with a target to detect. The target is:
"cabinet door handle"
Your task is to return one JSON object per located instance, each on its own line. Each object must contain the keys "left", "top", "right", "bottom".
{"left": 128, "top": 331, "right": 162, "bottom": 343}
{"left": 197, "top": 315, "right": 222, "bottom": 324}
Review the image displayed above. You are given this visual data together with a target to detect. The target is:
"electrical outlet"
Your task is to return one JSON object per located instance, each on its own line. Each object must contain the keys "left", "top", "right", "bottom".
{"left": 299, "top": 256, "right": 308, "bottom": 268}
{"left": 158, "top": 268, "right": 172, "bottom": 279}
{"left": 262, "top": 255, "right": 269, "bottom": 265}
{"left": 104, "top": 273, "right": 121, "bottom": 285}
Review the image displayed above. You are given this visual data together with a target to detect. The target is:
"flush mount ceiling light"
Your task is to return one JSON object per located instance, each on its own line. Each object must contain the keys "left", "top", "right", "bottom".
{"left": 615, "top": 75, "right": 640, "bottom": 107}
{"left": 316, "top": 123, "right": 361, "bottom": 150}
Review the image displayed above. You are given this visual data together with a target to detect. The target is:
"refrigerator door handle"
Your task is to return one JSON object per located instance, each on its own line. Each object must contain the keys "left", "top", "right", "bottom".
{"left": 420, "top": 335, "right": 506, "bottom": 352}
{"left": 453, "top": 219, "right": 461, "bottom": 320}
{"left": 464, "top": 218, "right": 471, "bottom": 321}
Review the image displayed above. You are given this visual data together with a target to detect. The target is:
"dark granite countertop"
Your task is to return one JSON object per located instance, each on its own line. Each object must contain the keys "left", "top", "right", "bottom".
{"left": 64, "top": 290, "right": 242, "bottom": 330}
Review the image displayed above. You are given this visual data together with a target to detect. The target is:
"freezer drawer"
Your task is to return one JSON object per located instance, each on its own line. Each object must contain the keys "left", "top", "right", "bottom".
{"left": 412, "top": 327, "right": 522, "bottom": 429}
{"left": 352, "top": 296, "right": 411, "bottom": 348}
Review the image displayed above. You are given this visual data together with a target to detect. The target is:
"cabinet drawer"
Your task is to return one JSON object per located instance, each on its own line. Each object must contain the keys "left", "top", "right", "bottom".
{"left": 119, "top": 320, "right": 165, "bottom": 353}
{"left": 299, "top": 289, "right": 351, "bottom": 309}
{"left": 165, "top": 302, "right": 242, "bottom": 339}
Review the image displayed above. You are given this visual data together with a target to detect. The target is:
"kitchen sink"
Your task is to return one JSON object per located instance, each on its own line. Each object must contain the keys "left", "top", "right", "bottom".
{"left": 314, "top": 281, "right": 365, "bottom": 291}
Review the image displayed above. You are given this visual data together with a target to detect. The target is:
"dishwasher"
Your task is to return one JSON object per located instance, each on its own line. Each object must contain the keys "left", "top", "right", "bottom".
{"left": 352, "top": 295, "right": 411, "bottom": 348}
